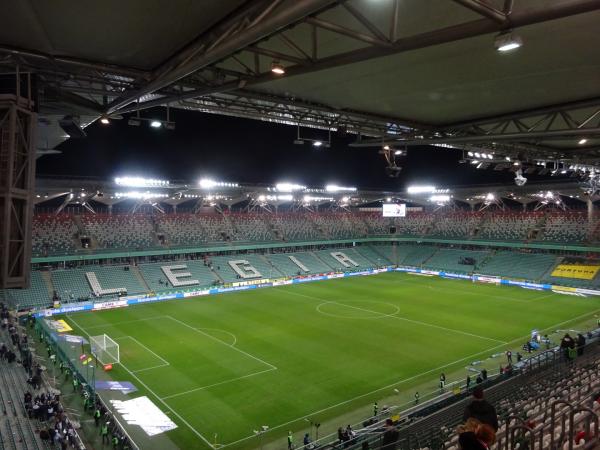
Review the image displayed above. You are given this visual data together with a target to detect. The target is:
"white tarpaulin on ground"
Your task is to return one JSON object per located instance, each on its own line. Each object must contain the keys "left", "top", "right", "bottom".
{"left": 110, "top": 396, "right": 177, "bottom": 436}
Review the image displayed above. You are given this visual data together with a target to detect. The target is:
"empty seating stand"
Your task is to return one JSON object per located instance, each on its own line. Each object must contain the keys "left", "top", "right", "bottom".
{"left": 31, "top": 213, "right": 77, "bottom": 256}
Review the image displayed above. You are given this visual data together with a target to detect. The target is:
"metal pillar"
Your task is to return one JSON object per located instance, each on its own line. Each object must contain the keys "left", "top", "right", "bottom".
{"left": 0, "top": 92, "right": 36, "bottom": 289}
{"left": 587, "top": 198, "right": 594, "bottom": 222}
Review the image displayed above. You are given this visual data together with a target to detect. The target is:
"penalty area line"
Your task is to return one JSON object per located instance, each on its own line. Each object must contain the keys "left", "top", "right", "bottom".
{"left": 67, "top": 315, "right": 216, "bottom": 450}
{"left": 161, "top": 367, "right": 277, "bottom": 400}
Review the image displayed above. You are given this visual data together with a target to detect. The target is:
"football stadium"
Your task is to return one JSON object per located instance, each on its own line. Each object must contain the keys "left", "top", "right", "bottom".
{"left": 1, "top": 2, "right": 600, "bottom": 450}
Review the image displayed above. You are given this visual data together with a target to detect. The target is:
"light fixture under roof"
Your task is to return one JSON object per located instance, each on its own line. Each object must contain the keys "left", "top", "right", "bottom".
{"left": 271, "top": 60, "right": 285, "bottom": 75}
{"left": 100, "top": 117, "right": 110, "bottom": 125}
{"left": 494, "top": 30, "right": 523, "bottom": 52}
{"left": 150, "top": 120, "right": 162, "bottom": 128}
{"left": 579, "top": 138, "right": 588, "bottom": 145}
{"left": 313, "top": 140, "right": 323, "bottom": 147}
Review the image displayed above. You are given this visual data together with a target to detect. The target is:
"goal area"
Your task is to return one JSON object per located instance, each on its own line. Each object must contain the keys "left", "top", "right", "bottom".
{"left": 90, "top": 334, "right": 120, "bottom": 365}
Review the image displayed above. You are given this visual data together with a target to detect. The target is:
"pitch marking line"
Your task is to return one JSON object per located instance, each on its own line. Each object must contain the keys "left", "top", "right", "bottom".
{"left": 115, "top": 336, "right": 170, "bottom": 373}
{"left": 286, "top": 289, "right": 506, "bottom": 344}
{"left": 165, "top": 315, "right": 277, "bottom": 370}
{"left": 161, "top": 367, "right": 277, "bottom": 400}
{"left": 197, "top": 328, "right": 238, "bottom": 347}
{"left": 67, "top": 315, "right": 216, "bottom": 449}
{"left": 219, "top": 305, "right": 600, "bottom": 448}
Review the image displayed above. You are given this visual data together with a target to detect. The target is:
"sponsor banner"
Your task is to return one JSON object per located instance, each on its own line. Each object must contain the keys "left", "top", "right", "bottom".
{"left": 473, "top": 275, "right": 502, "bottom": 284}
{"left": 344, "top": 270, "right": 374, "bottom": 277}
{"left": 420, "top": 270, "right": 440, "bottom": 276}
{"left": 45, "top": 319, "right": 73, "bottom": 333}
{"left": 95, "top": 381, "right": 137, "bottom": 394}
{"left": 504, "top": 280, "right": 551, "bottom": 290}
{"left": 552, "top": 285, "right": 578, "bottom": 293}
{"left": 58, "top": 334, "right": 87, "bottom": 344}
{"left": 395, "top": 267, "right": 418, "bottom": 273}
{"left": 182, "top": 290, "right": 211, "bottom": 298}
{"left": 327, "top": 273, "right": 345, "bottom": 279}
{"left": 551, "top": 264, "right": 600, "bottom": 280}
{"left": 293, "top": 275, "right": 327, "bottom": 283}
{"left": 231, "top": 278, "right": 271, "bottom": 288}
{"left": 574, "top": 287, "right": 600, "bottom": 296}
{"left": 93, "top": 299, "right": 128, "bottom": 311}
{"left": 440, "top": 272, "right": 471, "bottom": 280}
{"left": 216, "top": 285, "right": 256, "bottom": 294}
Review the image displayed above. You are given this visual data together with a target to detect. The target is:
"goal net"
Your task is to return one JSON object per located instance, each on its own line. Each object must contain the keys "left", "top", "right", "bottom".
{"left": 90, "top": 334, "right": 120, "bottom": 365}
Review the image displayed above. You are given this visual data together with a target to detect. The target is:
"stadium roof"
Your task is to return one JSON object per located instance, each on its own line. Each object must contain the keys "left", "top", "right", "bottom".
{"left": 33, "top": 175, "right": 592, "bottom": 212}
{"left": 1, "top": 0, "right": 599, "bottom": 164}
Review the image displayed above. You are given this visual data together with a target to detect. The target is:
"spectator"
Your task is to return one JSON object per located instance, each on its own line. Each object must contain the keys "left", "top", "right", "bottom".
{"left": 560, "top": 333, "right": 575, "bottom": 360}
{"left": 381, "top": 418, "right": 399, "bottom": 450}
{"left": 457, "top": 418, "right": 496, "bottom": 450}
{"left": 463, "top": 386, "right": 498, "bottom": 431}
{"left": 577, "top": 333, "right": 586, "bottom": 356}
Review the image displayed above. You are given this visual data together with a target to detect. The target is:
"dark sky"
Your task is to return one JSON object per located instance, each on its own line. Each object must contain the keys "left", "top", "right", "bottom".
{"left": 37, "top": 108, "right": 561, "bottom": 190}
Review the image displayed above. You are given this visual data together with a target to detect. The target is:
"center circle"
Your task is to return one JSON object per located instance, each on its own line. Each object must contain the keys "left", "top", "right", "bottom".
{"left": 316, "top": 300, "right": 400, "bottom": 319}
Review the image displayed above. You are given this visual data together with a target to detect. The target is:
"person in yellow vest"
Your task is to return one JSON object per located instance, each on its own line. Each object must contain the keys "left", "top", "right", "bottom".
{"left": 101, "top": 422, "right": 109, "bottom": 444}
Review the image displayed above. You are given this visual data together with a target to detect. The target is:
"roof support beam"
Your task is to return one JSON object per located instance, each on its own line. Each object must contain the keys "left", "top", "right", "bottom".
{"left": 351, "top": 128, "right": 600, "bottom": 147}
{"left": 452, "top": 0, "right": 507, "bottom": 23}
{"left": 105, "top": 0, "right": 339, "bottom": 115}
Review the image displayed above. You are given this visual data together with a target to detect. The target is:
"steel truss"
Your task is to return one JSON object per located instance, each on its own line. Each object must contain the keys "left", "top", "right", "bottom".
{"left": 0, "top": 0, "right": 599, "bottom": 154}
{"left": 0, "top": 86, "right": 36, "bottom": 288}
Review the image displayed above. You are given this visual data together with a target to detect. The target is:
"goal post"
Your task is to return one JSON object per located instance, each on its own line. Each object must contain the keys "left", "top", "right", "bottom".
{"left": 90, "top": 334, "right": 120, "bottom": 365}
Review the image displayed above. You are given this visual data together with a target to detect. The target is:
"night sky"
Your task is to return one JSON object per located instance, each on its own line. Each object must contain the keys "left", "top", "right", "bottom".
{"left": 37, "top": 108, "right": 562, "bottom": 191}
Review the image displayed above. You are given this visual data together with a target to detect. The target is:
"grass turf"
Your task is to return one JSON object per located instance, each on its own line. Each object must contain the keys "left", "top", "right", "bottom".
{"left": 61, "top": 272, "right": 600, "bottom": 450}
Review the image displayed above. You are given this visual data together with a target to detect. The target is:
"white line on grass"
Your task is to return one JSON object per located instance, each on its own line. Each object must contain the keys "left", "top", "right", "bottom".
{"left": 67, "top": 315, "right": 216, "bottom": 450}
{"left": 165, "top": 315, "right": 277, "bottom": 370}
{"left": 287, "top": 289, "right": 507, "bottom": 344}
{"left": 196, "top": 328, "right": 238, "bottom": 346}
{"left": 161, "top": 367, "right": 277, "bottom": 400}
{"left": 219, "top": 305, "right": 600, "bottom": 448}
{"left": 132, "top": 363, "right": 170, "bottom": 374}
{"left": 116, "top": 336, "right": 170, "bottom": 366}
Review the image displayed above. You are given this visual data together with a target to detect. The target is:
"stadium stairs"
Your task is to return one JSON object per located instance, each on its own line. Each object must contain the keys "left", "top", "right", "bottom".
{"left": 131, "top": 265, "right": 151, "bottom": 292}
{"left": 0, "top": 326, "right": 55, "bottom": 450}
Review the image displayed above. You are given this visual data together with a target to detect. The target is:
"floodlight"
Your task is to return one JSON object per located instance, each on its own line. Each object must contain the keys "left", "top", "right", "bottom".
{"left": 394, "top": 150, "right": 403, "bottom": 155}
{"left": 383, "top": 145, "right": 390, "bottom": 150}
{"left": 407, "top": 185, "right": 436, "bottom": 194}
{"left": 150, "top": 120, "right": 162, "bottom": 128}
{"left": 341, "top": 196, "right": 349, "bottom": 202}
{"left": 100, "top": 117, "right": 110, "bottom": 125}
{"left": 579, "top": 139, "right": 588, "bottom": 145}
{"left": 485, "top": 193, "right": 495, "bottom": 201}
{"left": 275, "top": 183, "right": 306, "bottom": 192}
{"left": 467, "top": 151, "right": 474, "bottom": 157}
{"left": 494, "top": 30, "right": 523, "bottom": 52}
{"left": 326, "top": 185, "right": 357, "bottom": 193}
{"left": 430, "top": 194, "right": 450, "bottom": 202}
{"left": 277, "top": 194, "right": 293, "bottom": 201}
{"left": 313, "top": 140, "right": 323, "bottom": 147}
{"left": 199, "top": 179, "right": 217, "bottom": 189}
{"left": 271, "top": 61, "right": 285, "bottom": 75}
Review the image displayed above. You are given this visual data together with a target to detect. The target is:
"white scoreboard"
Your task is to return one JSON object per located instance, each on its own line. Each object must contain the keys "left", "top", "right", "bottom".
{"left": 382, "top": 203, "right": 406, "bottom": 217}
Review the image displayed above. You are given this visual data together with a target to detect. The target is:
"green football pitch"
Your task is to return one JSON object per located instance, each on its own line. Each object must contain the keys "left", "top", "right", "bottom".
{"left": 61, "top": 272, "right": 600, "bottom": 450}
